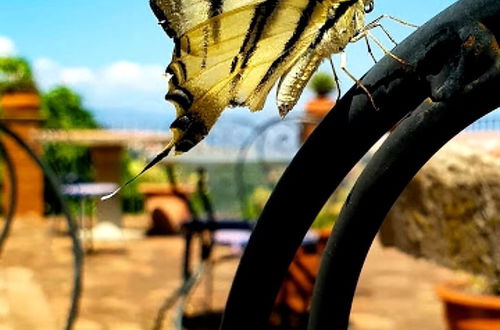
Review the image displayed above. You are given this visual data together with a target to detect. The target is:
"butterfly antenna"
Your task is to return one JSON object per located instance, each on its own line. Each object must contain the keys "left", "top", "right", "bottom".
{"left": 101, "top": 145, "right": 173, "bottom": 200}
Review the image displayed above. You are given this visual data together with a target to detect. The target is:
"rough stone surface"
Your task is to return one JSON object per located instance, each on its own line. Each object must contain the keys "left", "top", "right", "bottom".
{"left": 381, "top": 142, "right": 500, "bottom": 293}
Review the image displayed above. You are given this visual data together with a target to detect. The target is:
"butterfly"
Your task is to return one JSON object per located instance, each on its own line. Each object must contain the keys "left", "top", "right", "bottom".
{"left": 102, "top": 0, "right": 375, "bottom": 199}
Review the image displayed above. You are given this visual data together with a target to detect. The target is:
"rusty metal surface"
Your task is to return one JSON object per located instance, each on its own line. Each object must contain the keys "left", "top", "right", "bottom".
{"left": 221, "top": 0, "right": 500, "bottom": 329}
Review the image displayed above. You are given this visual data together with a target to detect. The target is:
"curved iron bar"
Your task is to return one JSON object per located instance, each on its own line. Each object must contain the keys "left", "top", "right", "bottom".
{"left": 310, "top": 96, "right": 500, "bottom": 327}
{"left": 253, "top": 117, "right": 318, "bottom": 180}
{"left": 152, "top": 262, "right": 206, "bottom": 330}
{"left": 0, "top": 124, "right": 84, "bottom": 330}
{"left": 0, "top": 141, "right": 17, "bottom": 254}
{"left": 221, "top": 0, "right": 500, "bottom": 328}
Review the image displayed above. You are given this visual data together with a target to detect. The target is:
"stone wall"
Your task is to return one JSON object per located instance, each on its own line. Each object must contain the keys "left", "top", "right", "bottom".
{"left": 380, "top": 142, "right": 500, "bottom": 293}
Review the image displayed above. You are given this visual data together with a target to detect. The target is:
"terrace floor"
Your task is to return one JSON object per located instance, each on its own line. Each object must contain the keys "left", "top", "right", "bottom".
{"left": 0, "top": 214, "right": 453, "bottom": 330}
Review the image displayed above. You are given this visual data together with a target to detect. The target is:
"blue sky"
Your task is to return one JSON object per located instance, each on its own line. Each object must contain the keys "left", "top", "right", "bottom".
{"left": 3, "top": 0, "right": 490, "bottom": 131}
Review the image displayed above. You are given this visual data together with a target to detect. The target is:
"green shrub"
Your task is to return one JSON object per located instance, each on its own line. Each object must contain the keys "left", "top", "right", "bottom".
{"left": 0, "top": 57, "right": 38, "bottom": 94}
{"left": 309, "top": 72, "right": 336, "bottom": 96}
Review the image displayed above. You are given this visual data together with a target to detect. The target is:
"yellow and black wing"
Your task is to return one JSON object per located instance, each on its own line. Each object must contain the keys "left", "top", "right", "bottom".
{"left": 102, "top": 0, "right": 368, "bottom": 199}
{"left": 151, "top": 0, "right": 367, "bottom": 154}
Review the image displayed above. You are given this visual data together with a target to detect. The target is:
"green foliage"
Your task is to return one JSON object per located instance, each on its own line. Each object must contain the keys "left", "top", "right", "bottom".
{"left": 0, "top": 57, "right": 37, "bottom": 94}
{"left": 309, "top": 72, "right": 336, "bottom": 96}
{"left": 244, "top": 183, "right": 349, "bottom": 230}
{"left": 311, "top": 199, "right": 343, "bottom": 230}
{"left": 244, "top": 186, "right": 272, "bottom": 220}
{"left": 311, "top": 186, "right": 350, "bottom": 229}
{"left": 42, "top": 87, "right": 99, "bottom": 129}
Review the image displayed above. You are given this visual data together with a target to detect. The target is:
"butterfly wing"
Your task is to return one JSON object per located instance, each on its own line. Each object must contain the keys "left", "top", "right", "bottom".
{"left": 103, "top": 0, "right": 368, "bottom": 200}
{"left": 276, "top": 0, "right": 367, "bottom": 116}
{"left": 154, "top": 0, "right": 309, "bottom": 151}
{"left": 152, "top": 0, "right": 366, "bottom": 153}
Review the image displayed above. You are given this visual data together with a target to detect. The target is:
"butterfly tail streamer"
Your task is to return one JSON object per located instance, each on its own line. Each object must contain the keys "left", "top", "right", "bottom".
{"left": 220, "top": 0, "right": 500, "bottom": 329}
{"left": 101, "top": 145, "right": 173, "bottom": 201}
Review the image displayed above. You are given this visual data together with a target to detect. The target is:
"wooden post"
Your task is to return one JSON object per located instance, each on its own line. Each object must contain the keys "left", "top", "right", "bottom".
{"left": 90, "top": 145, "right": 123, "bottom": 226}
{"left": 1, "top": 93, "right": 44, "bottom": 218}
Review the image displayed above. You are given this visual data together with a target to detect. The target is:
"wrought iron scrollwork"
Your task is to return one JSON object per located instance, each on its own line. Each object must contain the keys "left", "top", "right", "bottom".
{"left": 234, "top": 116, "right": 318, "bottom": 216}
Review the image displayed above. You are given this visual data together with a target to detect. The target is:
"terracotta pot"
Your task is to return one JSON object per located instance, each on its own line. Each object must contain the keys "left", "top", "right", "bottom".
{"left": 1, "top": 92, "right": 40, "bottom": 109}
{"left": 1, "top": 92, "right": 41, "bottom": 120}
{"left": 436, "top": 281, "right": 500, "bottom": 330}
{"left": 304, "top": 97, "right": 335, "bottom": 118}
{"left": 139, "top": 183, "right": 195, "bottom": 235}
{"left": 301, "top": 97, "right": 335, "bottom": 143}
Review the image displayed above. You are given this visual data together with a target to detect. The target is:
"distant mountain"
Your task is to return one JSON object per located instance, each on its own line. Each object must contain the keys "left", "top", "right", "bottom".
{"left": 92, "top": 106, "right": 287, "bottom": 135}
{"left": 92, "top": 108, "right": 174, "bottom": 131}
{"left": 92, "top": 106, "right": 499, "bottom": 145}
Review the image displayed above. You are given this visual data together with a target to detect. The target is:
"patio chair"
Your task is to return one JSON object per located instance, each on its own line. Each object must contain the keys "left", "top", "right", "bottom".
{"left": 153, "top": 164, "right": 325, "bottom": 330}
{"left": 152, "top": 165, "right": 252, "bottom": 330}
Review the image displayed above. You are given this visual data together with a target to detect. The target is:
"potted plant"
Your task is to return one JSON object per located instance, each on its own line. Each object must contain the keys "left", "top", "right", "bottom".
{"left": 0, "top": 57, "right": 40, "bottom": 111}
{"left": 301, "top": 72, "right": 336, "bottom": 142}
{"left": 380, "top": 142, "right": 500, "bottom": 329}
{"left": 436, "top": 276, "right": 500, "bottom": 329}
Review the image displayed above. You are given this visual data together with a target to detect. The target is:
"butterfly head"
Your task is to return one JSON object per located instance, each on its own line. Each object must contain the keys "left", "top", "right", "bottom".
{"left": 363, "top": 0, "right": 374, "bottom": 13}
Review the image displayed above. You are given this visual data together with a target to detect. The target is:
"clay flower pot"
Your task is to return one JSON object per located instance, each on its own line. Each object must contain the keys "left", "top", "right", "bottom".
{"left": 1, "top": 92, "right": 41, "bottom": 119}
{"left": 1, "top": 92, "right": 40, "bottom": 108}
{"left": 436, "top": 281, "right": 500, "bottom": 330}
{"left": 301, "top": 96, "right": 335, "bottom": 143}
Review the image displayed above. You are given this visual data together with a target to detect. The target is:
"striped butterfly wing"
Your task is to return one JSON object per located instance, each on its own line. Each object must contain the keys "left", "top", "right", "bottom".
{"left": 276, "top": 0, "right": 367, "bottom": 115}
{"left": 151, "top": 0, "right": 367, "bottom": 154}
{"left": 102, "top": 0, "right": 369, "bottom": 200}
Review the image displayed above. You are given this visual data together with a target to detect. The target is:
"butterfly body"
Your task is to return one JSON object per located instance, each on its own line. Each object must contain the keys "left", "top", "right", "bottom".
{"left": 151, "top": 0, "right": 374, "bottom": 153}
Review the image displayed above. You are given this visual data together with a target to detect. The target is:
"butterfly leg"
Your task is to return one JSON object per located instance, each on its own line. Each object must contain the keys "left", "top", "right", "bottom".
{"left": 371, "top": 23, "right": 398, "bottom": 46}
{"left": 362, "top": 14, "right": 418, "bottom": 42}
{"left": 363, "top": 37, "right": 378, "bottom": 64}
{"left": 367, "top": 14, "right": 419, "bottom": 30}
{"left": 352, "top": 30, "right": 409, "bottom": 66}
{"left": 328, "top": 57, "right": 342, "bottom": 104}
{"left": 350, "top": 25, "right": 381, "bottom": 64}
{"left": 352, "top": 15, "right": 418, "bottom": 65}
{"left": 366, "top": 31, "right": 409, "bottom": 65}
{"left": 339, "top": 52, "right": 378, "bottom": 110}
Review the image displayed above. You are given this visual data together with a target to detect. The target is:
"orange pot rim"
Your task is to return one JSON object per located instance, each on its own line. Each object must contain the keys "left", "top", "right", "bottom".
{"left": 436, "top": 281, "right": 500, "bottom": 310}
{"left": 1, "top": 92, "right": 40, "bottom": 109}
